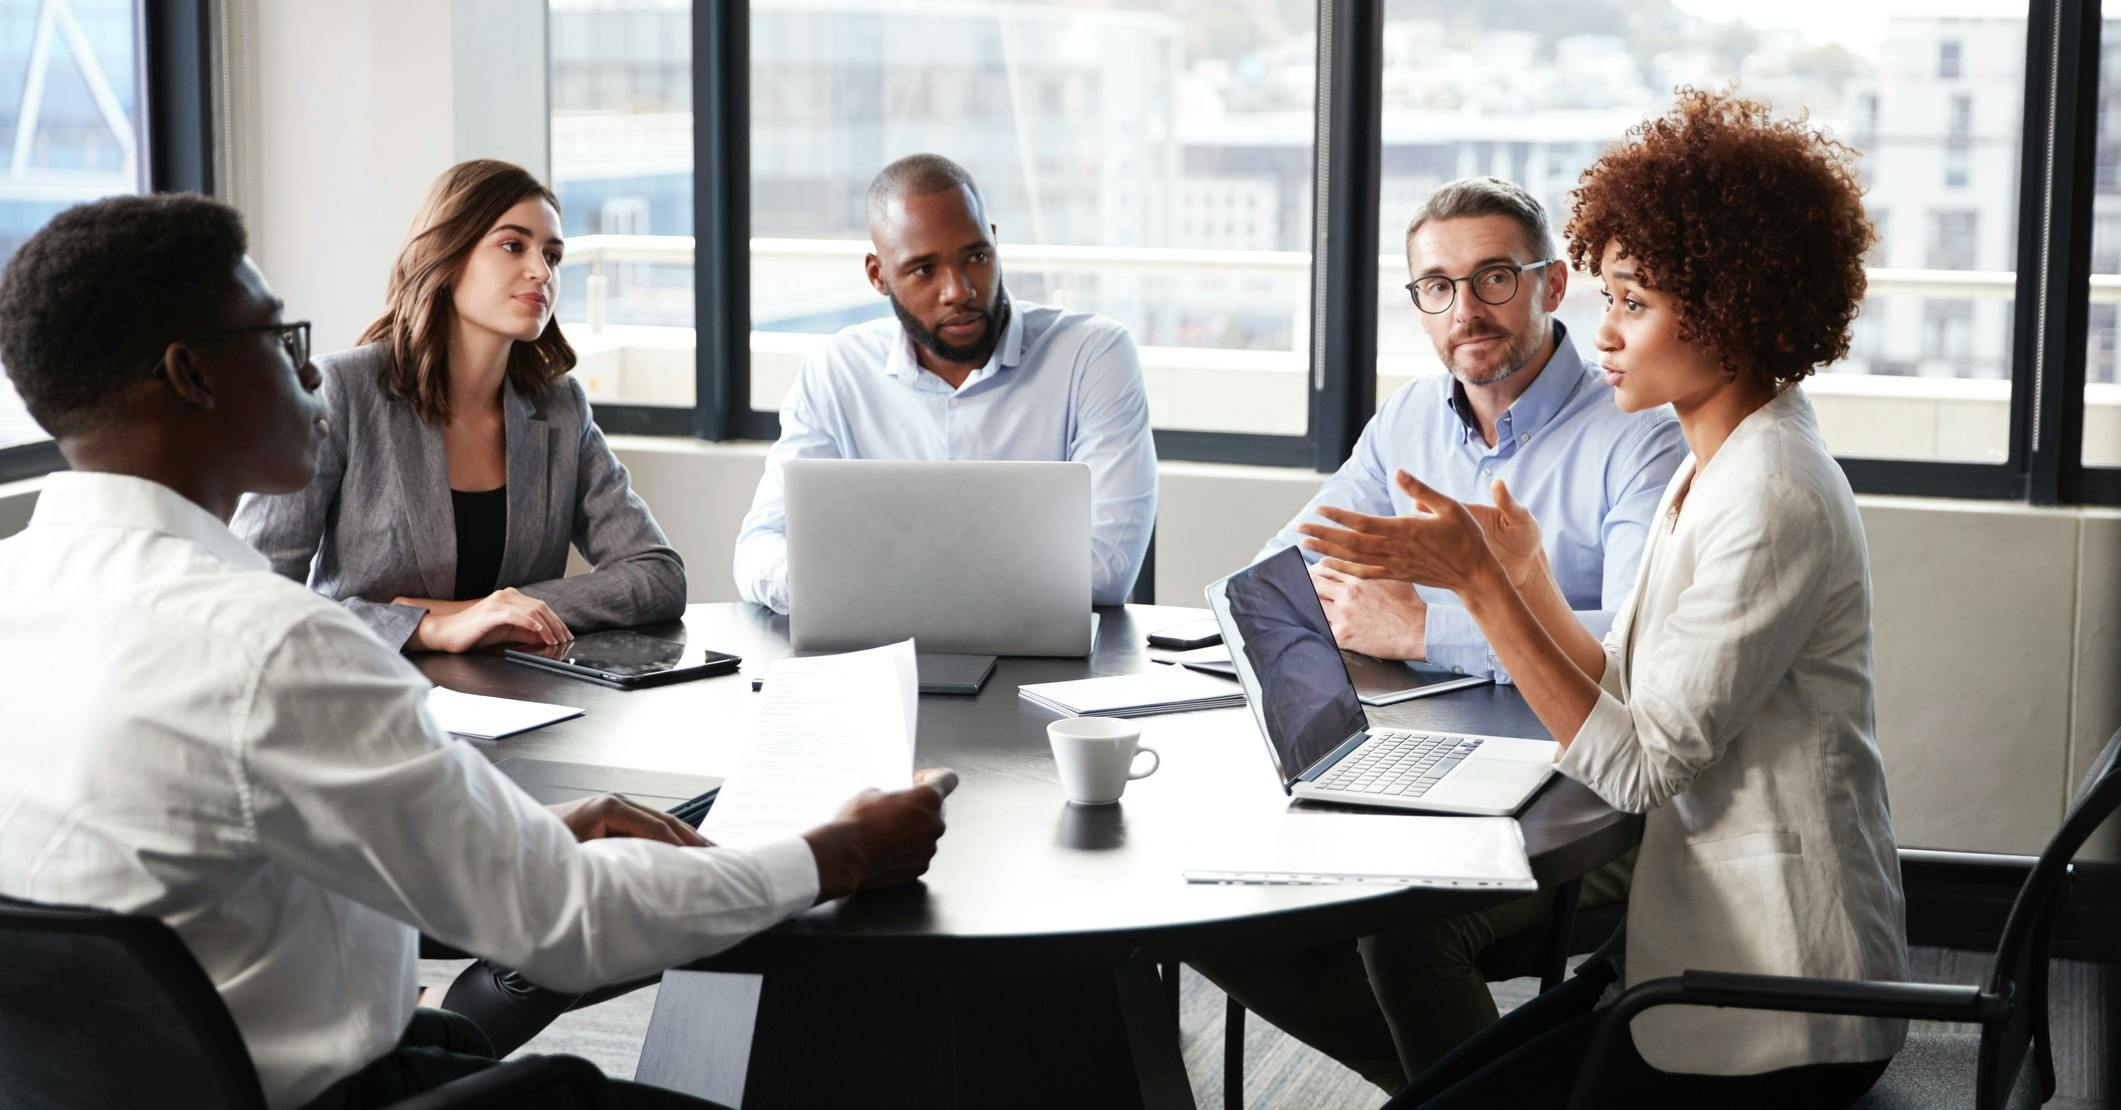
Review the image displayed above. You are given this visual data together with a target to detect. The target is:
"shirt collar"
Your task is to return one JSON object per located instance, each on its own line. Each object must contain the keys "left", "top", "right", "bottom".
{"left": 28, "top": 471, "right": 269, "bottom": 573}
{"left": 883, "top": 300, "right": 1027, "bottom": 387}
{"left": 1445, "top": 320, "right": 1586, "bottom": 443}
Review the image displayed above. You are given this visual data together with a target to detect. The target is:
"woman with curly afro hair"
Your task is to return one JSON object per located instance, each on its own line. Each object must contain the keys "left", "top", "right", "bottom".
{"left": 1306, "top": 88, "right": 1906, "bottom": 1108}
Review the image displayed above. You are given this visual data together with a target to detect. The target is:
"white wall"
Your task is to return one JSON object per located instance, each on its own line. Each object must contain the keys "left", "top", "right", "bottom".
{"left": 219, "top": 0, "right": 548, "bottom": 352}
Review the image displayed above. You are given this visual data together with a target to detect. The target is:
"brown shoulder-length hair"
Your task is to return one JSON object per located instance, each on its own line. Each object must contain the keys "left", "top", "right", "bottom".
{"left": 360, "top": 159, "right": 576, "bottom": 422}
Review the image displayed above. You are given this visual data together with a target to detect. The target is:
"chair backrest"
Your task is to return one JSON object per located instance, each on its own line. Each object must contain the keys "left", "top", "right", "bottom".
{"left": 0, "top": 894, "right": 266, "bottom": 1110}
{"left": 1977, "top": 725, "right": 2121, "bottom": 1107}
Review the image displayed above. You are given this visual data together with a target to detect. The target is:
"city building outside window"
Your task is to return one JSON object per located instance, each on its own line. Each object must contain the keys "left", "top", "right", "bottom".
{"left": 1374, "top": 5, "right": 2026, "bottom": 464}
{"left": 0, "top": 0, "right": 150, "bottom": 452}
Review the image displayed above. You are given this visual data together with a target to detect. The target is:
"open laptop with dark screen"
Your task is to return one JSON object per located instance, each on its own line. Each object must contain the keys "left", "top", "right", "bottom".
{"left": 1205, "top": 549, "right": 1559, "bottom": 815}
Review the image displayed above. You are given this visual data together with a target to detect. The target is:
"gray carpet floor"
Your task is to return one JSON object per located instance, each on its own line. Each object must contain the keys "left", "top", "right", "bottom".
{"left": 418, "top": 949, "right": 2111, "bottom": 1108}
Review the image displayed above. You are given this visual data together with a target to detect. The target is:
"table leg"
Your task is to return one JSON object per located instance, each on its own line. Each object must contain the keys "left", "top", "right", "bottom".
{"left": 636, "top": 964, "right": 1198, "bottom": 1109}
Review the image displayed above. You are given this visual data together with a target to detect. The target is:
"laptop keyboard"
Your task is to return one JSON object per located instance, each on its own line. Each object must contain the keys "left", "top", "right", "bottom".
{"left": 1312, "top": 730, "right": 1484, "bottom": 798}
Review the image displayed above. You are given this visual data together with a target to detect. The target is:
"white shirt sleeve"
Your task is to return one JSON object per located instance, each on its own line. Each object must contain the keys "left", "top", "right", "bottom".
{"left": 734, "top": 357, "right": 846, "bottom": 614}
{"left": 1068, "top": 328, "right": 1158, "bottom": 605}
{"left": 238, "top": 608, "right": 818, "bottom": 993}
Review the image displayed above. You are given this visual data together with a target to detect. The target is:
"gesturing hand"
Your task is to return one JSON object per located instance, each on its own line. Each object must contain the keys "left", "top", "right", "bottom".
{"left": 1462, "top": 478, "right": 1545, "bottom": 588}
{"left": 1296, "top": 470, "right": 1497, "bottom": 594}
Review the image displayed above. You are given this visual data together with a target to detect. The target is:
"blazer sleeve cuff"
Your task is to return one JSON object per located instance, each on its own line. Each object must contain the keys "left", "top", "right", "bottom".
{"left": 344, "top": 598, "right": 428, "bottom": 652}
{"left": 1557, "top": 687, "right": 1639, "bottom": 811}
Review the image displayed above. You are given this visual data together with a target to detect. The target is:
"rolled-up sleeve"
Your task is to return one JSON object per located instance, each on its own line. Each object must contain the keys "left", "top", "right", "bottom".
{"left": 239, "top": 610, "right": 817, "bottom": 992}
{"left": 1557, "top": 480, "right": 1831, "bottom": 814}
{"left": 1069, "top": 330, "right": 1158, "bottom": 605}
{"left": 518, "top": 380, "right": 688, "bottom": 631}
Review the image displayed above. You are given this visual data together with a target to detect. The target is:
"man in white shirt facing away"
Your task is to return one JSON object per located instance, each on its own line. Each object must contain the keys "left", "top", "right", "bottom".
{"left": 733, "top": 153, "right": 1158, "bottom": 613}
{"left": 0, "top": 194, "right": 957, "bottom": 1109}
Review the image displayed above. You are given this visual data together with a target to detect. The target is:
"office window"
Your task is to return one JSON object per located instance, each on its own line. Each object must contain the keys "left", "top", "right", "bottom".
{"left": 1926, "top": 210, "right": 1979, "bottom": 270}
{"left": 0, "top": 0, "right": 148, "bottom": 452}
{"left": 2085, "top": 17, "right": 2121, "bottom": 468}
{"left": 1372, "top": 6, "right": 2023, "bottom": 464}
{"left": 546, "top": 0, "right": 697, "bottom": 411}
{"left": 745, "top": 1, "right": 1316, "bottom": 436}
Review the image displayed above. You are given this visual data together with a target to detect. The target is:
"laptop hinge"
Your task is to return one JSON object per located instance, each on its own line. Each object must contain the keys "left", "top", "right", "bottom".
{"left": 1292, "top": 729, "right": 1371, "bottom": 787}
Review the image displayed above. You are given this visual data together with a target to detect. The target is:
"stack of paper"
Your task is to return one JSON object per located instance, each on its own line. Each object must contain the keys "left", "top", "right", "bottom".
{"left": 1184, "top": 814, "right": 1534, "bottom": 890}
{"left": 700, "top": 640, "right": 918, "bottom": 848}
{"left": 1018, "top": 667, "right": 1244, "bottom": 718}
{"left": 425, "top": 687, "right": 583, "bottom": 741}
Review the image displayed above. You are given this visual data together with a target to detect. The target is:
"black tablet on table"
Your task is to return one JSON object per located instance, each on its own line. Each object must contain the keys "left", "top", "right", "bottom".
{"left": 505, "top": 629, "right": 741, "bottom": 689}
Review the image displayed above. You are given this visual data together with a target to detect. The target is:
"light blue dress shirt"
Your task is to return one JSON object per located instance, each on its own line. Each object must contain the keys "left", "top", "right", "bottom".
{"left": 735, "top": 300, "right": 1159, "bottom": 613}
{"left": 1260, "top": 321, "right": 1685, "bottom": 681}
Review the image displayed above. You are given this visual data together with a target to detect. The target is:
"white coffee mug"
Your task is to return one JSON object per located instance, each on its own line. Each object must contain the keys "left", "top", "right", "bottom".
{"left": 1047, "top": 716, "right": 1160, "bottom": 806}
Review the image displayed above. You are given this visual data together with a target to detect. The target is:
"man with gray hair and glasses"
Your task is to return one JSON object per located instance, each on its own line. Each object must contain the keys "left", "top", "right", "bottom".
{"left": 1193, "top": 177, "right": 1684, "bottom": 1092}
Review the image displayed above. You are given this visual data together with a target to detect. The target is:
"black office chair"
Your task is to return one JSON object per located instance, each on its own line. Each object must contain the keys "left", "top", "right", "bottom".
{"left": 1565, "top": 724, "right": 2121, "bottom": 1110}
{"left": 0, "top": 894, "right": 606, "bottom": 1109}
{"left": 1217, "top": 877, "right": 1623, "bottom": 1110}
{"left": 1130, "top": 526, "right": 1158, "bottom": 605}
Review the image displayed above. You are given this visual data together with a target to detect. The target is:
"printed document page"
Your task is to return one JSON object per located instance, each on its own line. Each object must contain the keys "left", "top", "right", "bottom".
{"left": 425, "top": 686, "right": 583, "bottom": 741}
{"left": 700, "top": 639, "right": 917, "bottom": 847}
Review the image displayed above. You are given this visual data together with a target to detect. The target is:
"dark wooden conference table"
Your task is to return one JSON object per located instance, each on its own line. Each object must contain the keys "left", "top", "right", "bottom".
{"left": 416, "top": 602, "right": 1641, "bottom": 1110}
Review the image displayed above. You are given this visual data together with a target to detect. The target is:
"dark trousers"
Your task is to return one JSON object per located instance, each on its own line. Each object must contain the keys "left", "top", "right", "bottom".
{"left": 432, "top": 787, "right": 722, "bottom": 1056}
{"left": 1193, "top": 851, "right": 1635, "bottom": 1092}
{"left": 300, "top": 1008, "right": 726, "bottom": 1110}
{"left": 1382, "top": 959, "right": 1892, "bottom": 1109}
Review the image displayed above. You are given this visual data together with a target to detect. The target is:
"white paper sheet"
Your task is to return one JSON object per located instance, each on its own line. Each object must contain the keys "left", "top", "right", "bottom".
{"left": 698, "top": 639, "right": 918, "bottom": 847}
{"left": 1017, "top": 667, "right": 1244, "bottom": 717}
{"left": 425, "top": 686, "right": 583, "bottom": 741}
{"left": 1184, "top": 814, "right": 1535, "bottom": 890}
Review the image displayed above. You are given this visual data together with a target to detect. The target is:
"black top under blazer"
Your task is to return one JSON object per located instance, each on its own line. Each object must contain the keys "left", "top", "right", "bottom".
{"left": 232, "top": 343, "right": 687, "bottom": 649}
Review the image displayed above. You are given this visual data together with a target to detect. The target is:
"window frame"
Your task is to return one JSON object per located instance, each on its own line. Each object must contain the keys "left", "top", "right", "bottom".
{"left": 0, "top": 0, "right": 217, "bottom": 484}
{"left": 584, "top": 0, "right": 2121, "bottom": 506}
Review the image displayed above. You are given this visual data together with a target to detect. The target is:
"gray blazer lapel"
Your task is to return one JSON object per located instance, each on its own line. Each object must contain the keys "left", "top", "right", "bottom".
{"left": 497, "top": 378, "right": 552, "bottom": 589}
{"left": 387, "top": 398, "right": 457, "bottom": 599}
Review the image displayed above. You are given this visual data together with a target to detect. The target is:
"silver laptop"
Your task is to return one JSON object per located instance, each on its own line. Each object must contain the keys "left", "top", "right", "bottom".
{"left": 1205, "top": 548, "right": 1559, "bottom": 815}
{"left": 784, "top": 459, "right": 1095, "bottom": 656}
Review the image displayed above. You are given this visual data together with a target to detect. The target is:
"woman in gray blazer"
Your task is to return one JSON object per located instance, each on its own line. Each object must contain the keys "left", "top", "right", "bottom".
{"left": 1310, "top": 90, "right": 1905, "bottom": 1108}
{"left": 234, "top": 159, "right": 685, "bottom": 653}
{"left": 233, "top": 160, "right": 689, "bottom": 1053}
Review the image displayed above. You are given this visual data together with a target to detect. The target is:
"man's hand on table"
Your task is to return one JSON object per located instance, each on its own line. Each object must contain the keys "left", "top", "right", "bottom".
{"left": 1310, "top": 560, "right": 1427, "bottom": 660}
{"left": 550, "top": 793, "right": 712, "bottom": 847}
{"left": 803, "top": 768, "right": 960, "bottom": 903}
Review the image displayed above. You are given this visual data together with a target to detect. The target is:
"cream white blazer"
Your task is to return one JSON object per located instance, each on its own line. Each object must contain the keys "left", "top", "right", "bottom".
{"left": 1557, "top": 387, "right": 1908, "bottom": 1075}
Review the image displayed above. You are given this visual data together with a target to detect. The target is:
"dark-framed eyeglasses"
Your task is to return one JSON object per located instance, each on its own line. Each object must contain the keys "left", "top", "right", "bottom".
{"left": 1405, "top": 259, "right": 1559, "bottom": 315}
{"left": 148, "top": 321, "right": 311, "bottom": 378}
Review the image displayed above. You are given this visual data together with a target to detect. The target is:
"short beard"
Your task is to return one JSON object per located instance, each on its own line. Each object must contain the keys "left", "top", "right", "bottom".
{"left": 890, "top": 285, "right": 1011, "bottom": 368}
{"left": 1445, "top": 316, "right": 1547, "bottom": 388}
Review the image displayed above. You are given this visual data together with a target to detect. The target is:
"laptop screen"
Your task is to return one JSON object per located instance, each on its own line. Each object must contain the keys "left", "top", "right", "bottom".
{"left": 1208, "top": 548, "right": 1369, "bottom": 787}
